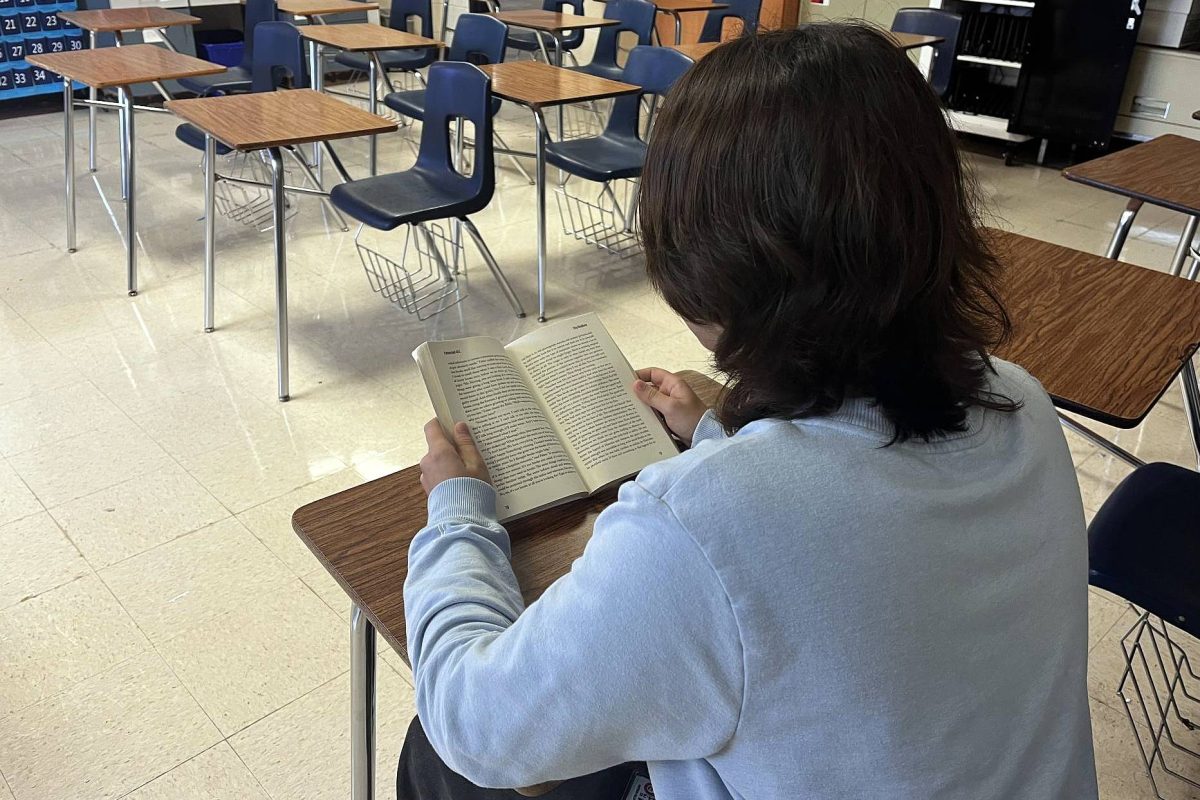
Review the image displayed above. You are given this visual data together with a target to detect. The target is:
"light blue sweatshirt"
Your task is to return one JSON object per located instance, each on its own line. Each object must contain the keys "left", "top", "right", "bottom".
{"left": 404, "top": 359, "right": 1098, "bottom": 799}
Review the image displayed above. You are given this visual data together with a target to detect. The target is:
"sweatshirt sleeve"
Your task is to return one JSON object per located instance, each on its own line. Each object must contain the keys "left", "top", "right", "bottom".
{"left": 404, "top": 476, "right": 744, "bottom": 789}
{"left": 692, "top": 409, "right": 728, "bottom": 445}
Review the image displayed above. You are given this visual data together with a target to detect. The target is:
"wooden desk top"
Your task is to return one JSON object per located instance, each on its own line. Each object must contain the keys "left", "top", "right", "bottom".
{"left": 887, "top": 31, "right": 944, "bottom": 50}
{"left": 298, "top": 22, "right": 442, "bottom": 51}
{"left": 165, "top": 88, "right": 397, "bottom": 151}
{"left": 987, "top": 228, "right": 1200, "bottom": 427}
{"left": 26, "top": 44, "right": 223, "bottom": 89}
{"left": 668, "top": 40, "right": 720, "bottom": 59}
{"left": 1062, "top": 134, "right": 1200, "bottom": 217}
{"left": 57, "top": 7, "right": 200, "bottom": 31}
{"left": 480, "top": 60, "right": 638, "bottom": 109}
{"left": 292, "top": 371, "right": 724, "bottom": 665}
{"left": 277, "top": 0, "right": 379, "bottom": 17}
{"left": 489, "top": 10, "right": 617, "bottom": 32}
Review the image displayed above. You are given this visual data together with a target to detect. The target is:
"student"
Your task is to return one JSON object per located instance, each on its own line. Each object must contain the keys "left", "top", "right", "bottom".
{"left": 401, "top": 23, "right": 1096, "bottom": 800}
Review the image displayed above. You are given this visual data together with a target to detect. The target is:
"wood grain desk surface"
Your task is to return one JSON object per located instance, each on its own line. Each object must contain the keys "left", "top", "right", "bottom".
{"left": 277, "top": 0, "right": 379, "bottom": 17}
{"left": 480, "top": 61, "right": 638, "bottom": 108}
{"left": 291, "top": 371, "right": 724, "bottom": 665}
{"left": 1062, "top": 134, "right": 1200, "bottom": 217}
{"left": 298, "top": 22, "right": 442, "bottom": 51}
{"left": 887, "top": 31, "right": 944, "bottom": 50}
{"left": 987, "top": 227, "right": 1200, "bottom": 427}
{"left": 26, "top": 44, "right": 223, "bottom": 89}
{"left": 488, "top": 10, "right": 617, "bottom": 31}
{"left": 57, "top": 7, "right": 201, "bottom": 31}
{"left": 166, "top": 88, "right": 397, "bottom": 151}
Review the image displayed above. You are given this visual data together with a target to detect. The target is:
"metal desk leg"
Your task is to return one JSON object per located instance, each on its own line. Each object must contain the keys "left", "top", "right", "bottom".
{"left": 118, "top": 91, "right": 129, "bottom": 201}
{"left": 368, "top": 54, "right": 379, "bottom": 177}
{"left": 673, "top": 11, "right": 682, "bottom": 45}
{"left": 1169, "top": 216, "right": 1198, "bottom": 277}
{"left": 63, "top": 78, "right": 76, "bottom": 254}
{"left": 534, "top": 109, "right": 548, "bottom": 322}
{"left": 554, "top": 36, "right": 564, "bottom": 144}
{"left": 121, "top": 86, "right": 137, "bottom": 296}
{"left": 1104, "top": 198, "right": 1142, "bottom": 260}
{"left": 268, "top": 147, "right": 290, "bottom": 402}
{"left": 88, "top": 32, "right": 97, "bottom": 173}
{"left": 439, "top": 0, "right": 450, "bottom": 43}
{"left": 351, "top": 604, "right": 377, "bottom": 800}
{"left": 203, "top": 134, "right": 216, "bottom": 332}
{"left": 309, "top": 40, "right": 324, "bottom": 182}
{"left": 1182, "top": 360, "right": 1200, "bottom": 470}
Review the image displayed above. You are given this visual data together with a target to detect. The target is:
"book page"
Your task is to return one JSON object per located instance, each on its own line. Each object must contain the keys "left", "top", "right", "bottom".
{"left": 506, "top": 314, "right": 678, "bottom": 493}
{"left": 416, "top": 337, "right": 587, "bottom": 521}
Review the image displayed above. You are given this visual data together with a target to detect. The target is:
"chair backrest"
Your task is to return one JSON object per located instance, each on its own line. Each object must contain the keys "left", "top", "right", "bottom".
{"left": 604, "top": 45, "right": 691, "bottom": 140}
{"left": 589, "top": 0, "right": 655, "bottom": 71}
{"left": 1088, "top": 462, "right": 1200, "bottom": 641}
{"left": 415, "top": 61, "right": 494, "bottom": 206}
{"left": 891, "top": 7, "right": 962, "bottom": 99}
{"left": 447, "top": 13, "right": 507, "bottom": 64}
{"left": 389, "top": 0, "right": 434, "bottom": 38}
{"left": 698, "top": 0, "right": 760, "bottom": 43}
{"left": 241, "top": 0, "right": 279, "bottom": 68}
{"left": 542, "top": 0, "right": 585, "bottom": 48}
{"left": 250, "top": 21, "right": 308, "bottom": 92}
{"left": 79, "top": 0, "right": 115, "bottom": 48}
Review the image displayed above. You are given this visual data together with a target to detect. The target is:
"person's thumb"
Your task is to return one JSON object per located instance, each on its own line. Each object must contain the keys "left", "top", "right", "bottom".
{"left": 453, "top": 422, "right": 483, "bottom": 465}
{"left": 634, "top": 379, "right": 670, "bottom": 413}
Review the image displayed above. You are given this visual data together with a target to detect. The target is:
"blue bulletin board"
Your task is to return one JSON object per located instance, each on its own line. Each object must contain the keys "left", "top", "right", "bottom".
{"left": 0, "top": 0, "right": 85, "bottom": 100}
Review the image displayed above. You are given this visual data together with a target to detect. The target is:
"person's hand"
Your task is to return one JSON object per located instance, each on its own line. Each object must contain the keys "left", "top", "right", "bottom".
{"left": 633, "top": 368, "right": 711, "bottom": 447}
{"left": 419, "top": 419, "right": 491, "bottom": 495}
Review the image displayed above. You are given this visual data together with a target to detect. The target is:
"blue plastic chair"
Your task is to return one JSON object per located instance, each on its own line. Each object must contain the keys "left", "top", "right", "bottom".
{"left": 501, "top": 0, "right": 585, "bottom": 59}
{"left": 179, "top": 0, "right": 278, "bottom": 96}
{"left": 891, "top": 8, "right": 962, "bottom": 99}
{"left": 331, "top": 62, "right": 524, "bottom": 316}
{"left": 570, "top": 0, "right": 654, "bottom": 82}
{"left": 384, "top": 13, "right": 505, "bottom": 120}
{"left": 544, "top": 45, "right": 691, "bottom": 182}
{"left": 175, "top": 22, "right": 308, "bottom": 155}
{"left": 334, "top": 0, "right": 438, "bottom": 79}
{"left": 1088, "top": 463, "right": 1200, "bottom": 641}
{"left": 697, "top": 0, "right": 759, "bottom": 43}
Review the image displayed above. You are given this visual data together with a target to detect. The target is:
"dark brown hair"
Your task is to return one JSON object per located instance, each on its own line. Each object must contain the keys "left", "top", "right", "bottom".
{"left": 640, "top": 23, "right": 1018, "bottom": 442}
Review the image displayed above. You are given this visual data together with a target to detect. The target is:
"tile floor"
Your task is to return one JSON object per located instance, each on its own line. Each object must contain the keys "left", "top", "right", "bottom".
{"left": 0, "top": 82, "right": 1199, "bottom": 800}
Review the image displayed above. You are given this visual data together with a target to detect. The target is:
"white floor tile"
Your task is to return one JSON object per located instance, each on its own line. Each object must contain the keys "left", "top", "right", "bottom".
{"left": 0, "top": 651, "right": 221, "bottom": 800}
{"left": 0, "top": 512, "right": 89, "bottom": 611}
{"left": 0, "top": 574, "right": 147, "bottom": 716}
{"left": 121, "top": 743, "right": 271, "bottom": 800}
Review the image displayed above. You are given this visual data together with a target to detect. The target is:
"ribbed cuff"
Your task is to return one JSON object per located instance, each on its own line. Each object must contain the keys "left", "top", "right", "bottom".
{"left": 427, "top": 477, "right": 499, "bottom": 526}
{"left": 691, "top": 410, "right": 727, "bottom": 444}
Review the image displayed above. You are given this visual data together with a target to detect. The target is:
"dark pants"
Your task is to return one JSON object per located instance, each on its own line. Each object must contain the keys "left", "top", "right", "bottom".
{"left": 397, "top": 717, "right": 650, "bottom": 800}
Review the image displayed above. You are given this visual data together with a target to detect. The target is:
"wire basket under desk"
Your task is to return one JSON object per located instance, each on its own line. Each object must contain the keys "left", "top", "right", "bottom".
{"left": 355, "top": 221, "right": 467, "bottom": 320}
{"left": 213, "top": 152, "right": 298, "bottom": 233}
{"left": 554, "top": 177, "right": 642, "bottom": 259}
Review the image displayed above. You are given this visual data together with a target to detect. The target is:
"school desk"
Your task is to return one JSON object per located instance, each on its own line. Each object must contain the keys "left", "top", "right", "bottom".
{"left": 27, "top": 45, "right": 224, "bottom": 295}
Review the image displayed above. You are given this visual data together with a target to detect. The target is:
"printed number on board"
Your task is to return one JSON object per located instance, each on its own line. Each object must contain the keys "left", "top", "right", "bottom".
{"left": 28, "top": 39, "right": 43, "bottom": 54}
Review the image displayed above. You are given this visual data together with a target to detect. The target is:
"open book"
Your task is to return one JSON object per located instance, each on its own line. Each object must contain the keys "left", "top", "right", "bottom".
{"left": 413, "top": 313, "right": 679, "bottom": 521}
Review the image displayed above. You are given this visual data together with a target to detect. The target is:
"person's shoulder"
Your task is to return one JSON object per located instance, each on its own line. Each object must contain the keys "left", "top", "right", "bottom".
{"left": 988, "top": 357, "right": 1055, "bottom": 416}
{"left": 631, "top": 418, "right": 800, "bottom": 502}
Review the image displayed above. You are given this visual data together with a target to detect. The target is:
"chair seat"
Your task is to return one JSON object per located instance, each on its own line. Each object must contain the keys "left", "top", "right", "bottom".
{"left": 544, "top": 134, "right": 645, "bottom": 182}
{"left": 330, "top": 169, "right": 485, "bottom": 230}
{"left": 570, "top": 60, "right": 623, "bottom": 82}
{"left": 384, "top": 88, "right": 501, "bottom": 119}
{"left": 335, "top": 48, "right": 437, "bottom": 73}
{"left": 175, "top": 122, "right": 234, "bottom": 155}
{"left": 1088, "top": 462, "right": 1200, "bottom": 641}
{"left": 178, "top": 66, "right": 253, "bottom": 96}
